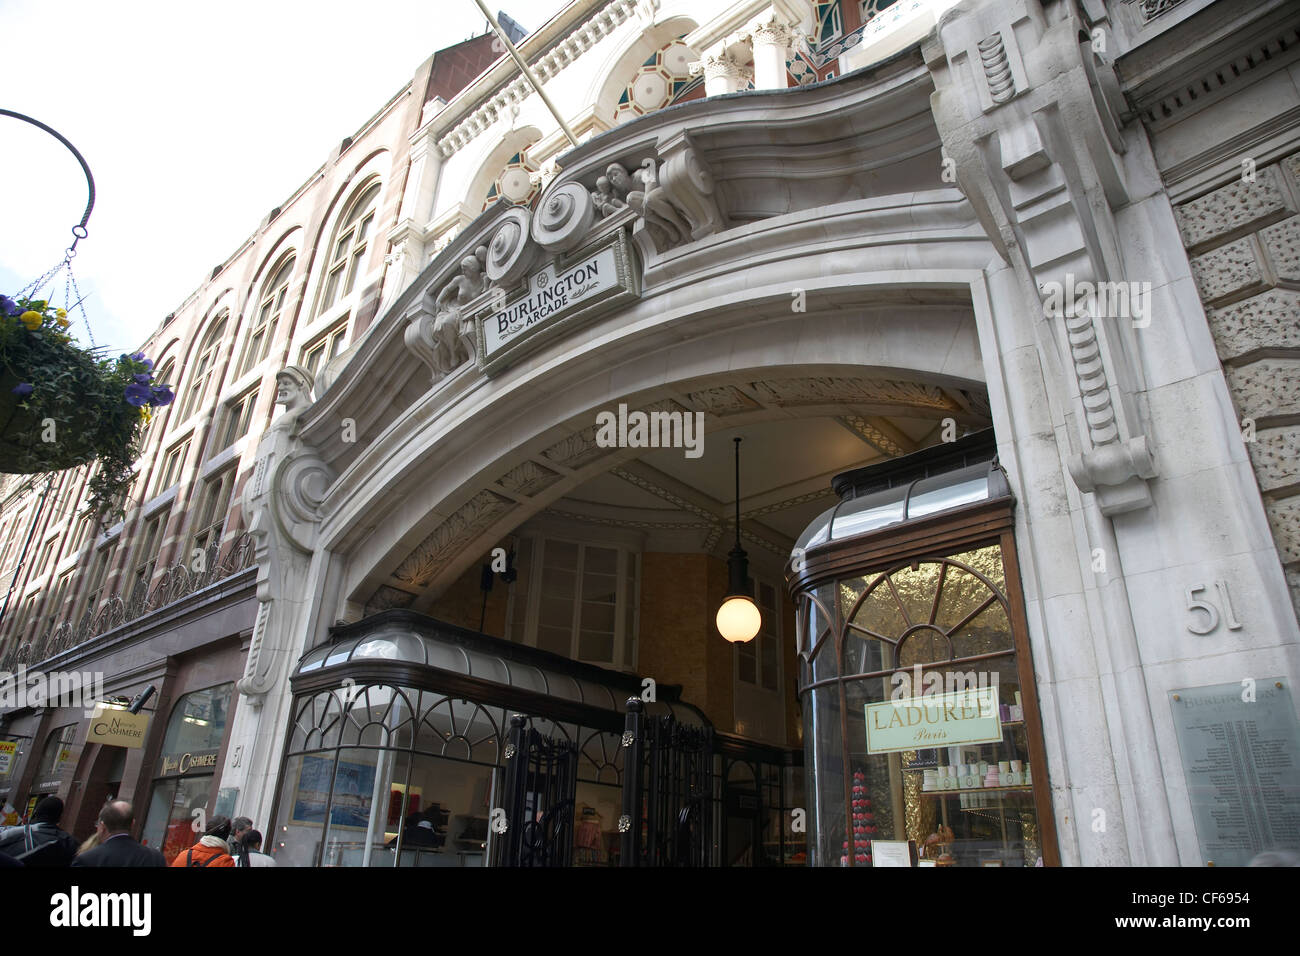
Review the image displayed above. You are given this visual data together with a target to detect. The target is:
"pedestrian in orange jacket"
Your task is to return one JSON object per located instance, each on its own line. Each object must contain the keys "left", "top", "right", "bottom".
{"left": 170, "top": 815, "right": 237, "bottom": 868}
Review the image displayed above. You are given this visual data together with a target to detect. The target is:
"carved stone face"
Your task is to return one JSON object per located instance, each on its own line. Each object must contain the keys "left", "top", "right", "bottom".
{"left": 607, "top": 164, "right": 629, "bottom": 191}
{"left": 275, "top": 374, "right": 309, "bottom": 412}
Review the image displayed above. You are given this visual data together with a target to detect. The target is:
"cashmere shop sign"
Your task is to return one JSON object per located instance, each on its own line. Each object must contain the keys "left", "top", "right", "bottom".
{"left": 159, "top": 748, "right": 219, "bottom": 775}
{"left": 865, "top": 687, "right": 1002, "bottom": 754}
{"left": 476, "top": 230, "right": 638, "bottom": 376}
{"left": 87, "top": 705, "right": 149, "bottom": 749}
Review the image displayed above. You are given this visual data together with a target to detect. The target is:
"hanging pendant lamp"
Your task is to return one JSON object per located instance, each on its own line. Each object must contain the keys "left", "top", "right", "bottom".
{"left": 716, "top": 436, "right": 761, "bottom": 643}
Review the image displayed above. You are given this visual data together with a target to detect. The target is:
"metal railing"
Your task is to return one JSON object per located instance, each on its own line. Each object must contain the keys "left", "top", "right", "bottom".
{"left": 0, "top": 532, "right": 255, "bottom": 671}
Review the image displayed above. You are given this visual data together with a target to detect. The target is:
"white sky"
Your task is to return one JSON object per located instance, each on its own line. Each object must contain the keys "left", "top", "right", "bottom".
{"left": 0, "top": 0, "right": 570, "bottom": 357}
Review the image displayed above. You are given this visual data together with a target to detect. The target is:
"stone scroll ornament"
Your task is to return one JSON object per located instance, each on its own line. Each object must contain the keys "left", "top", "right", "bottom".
{"left": 925, "top": 2, "right": 1156, "bottom": 515}
{"left": 238, "top": 365, "right": 335, "bottom": 701}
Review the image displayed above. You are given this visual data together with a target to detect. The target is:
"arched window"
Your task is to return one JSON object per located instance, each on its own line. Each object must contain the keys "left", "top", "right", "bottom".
{"left": 318, "top": 183, "right": 380, "bottom": 315}
{"left": 178, "top": 314, "right": 228, "bottom": 421}
{"left": 241, "top": 256, "right": 296, "bottom": 376}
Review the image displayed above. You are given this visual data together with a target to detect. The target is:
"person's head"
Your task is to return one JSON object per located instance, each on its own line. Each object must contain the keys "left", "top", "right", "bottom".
{"left": 97, "top": 800, "right": 134, "bottom": 836}
{"left": 32, "top": 796, "right": 63, "bottom": 825}
{"left": 204, "top": 815, "right": 232, "bottom": 841}
{"left": 244, "top": 829, "right": 263, "bottom": 852}
{"left": 232, "top": 816, "right": 252, "bottom": 840}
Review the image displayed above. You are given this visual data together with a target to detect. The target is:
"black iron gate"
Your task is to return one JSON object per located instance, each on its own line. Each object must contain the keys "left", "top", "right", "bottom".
{"left": 497, "top": 714, "right": 578, "bottom": 867}
{"left": 619, "top": 698, "right": 714, "bottom": 866}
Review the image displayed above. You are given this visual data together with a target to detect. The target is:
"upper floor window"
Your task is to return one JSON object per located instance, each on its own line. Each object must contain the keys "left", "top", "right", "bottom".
{"left": 507, "top": 536, "right": 638, "bottom": 670}
{"left": 240, "top": 257, "right": 296, "bottom": 376}
{"left": 133, "top": 510, "right": 169, "bottom": 591}
{"left": 156, "top": 439, "right": 189, "bottom": 495}
{"left": 79, "top": 544, "right": 115, "bottom": 623}
{"left": 190, "top": 468, "right": 236, "bottom": 558}
{"left": 47, "top": 570, "right": 74, "bottom": 629}
{"left": 318, "top": 183, "right": 380, "bottom": 315}
{"left": 179, "top": 314, "right": 228, "bottom": 421}
{"left": 301, "top": 322, "right": 348, "bottom": 378}
{"left": 218, "top": 389, "right": 259, "bottom": 451}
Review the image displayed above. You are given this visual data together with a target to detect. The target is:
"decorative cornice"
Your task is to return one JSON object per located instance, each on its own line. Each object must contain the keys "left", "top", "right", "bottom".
{"left": 434, "top": 0, "right": 640, "bottom": 160}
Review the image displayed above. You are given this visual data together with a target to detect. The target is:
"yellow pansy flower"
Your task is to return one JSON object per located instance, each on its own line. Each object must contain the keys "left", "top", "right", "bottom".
{"left": 56, "top": 315, "right": 70, "bottom": 328}
{"left": 20, "top": 311, "right": 42, "bottom": 330}
{"left": 56, "top": 308, "right": 67, "bottom": 318}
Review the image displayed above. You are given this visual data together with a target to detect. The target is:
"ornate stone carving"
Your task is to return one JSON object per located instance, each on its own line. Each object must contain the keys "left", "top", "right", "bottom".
{"left": 691, "top": 51, "right": 753, "bottom": 91}
{"left": 684, "top": 386, "right": 757, "bottom": 415}
{"left": 591, "top": 174, "right": 627, "bottom": 218}
{"left": 392, "top": 491, "right": 513, "bottom": 587}
{"left": 978, "top": 32, "right": 1016, "bottom": 104}
{"left": 532, "top": 180, "right": 596, "bottom": 254}
{"left": 1191, "top": 237, "right": 1267, "bottom": 307}
{"left": 655, "top": 136, "right": 723, "bottom": 243}
{"left": 239, "top": 366, "right": 335, "bottom": 701}
{"left": 840, "top": 415, "right": 907, "bottom": 457}
{"left": 606, "top": 159, "right": 692, "bottom": 251}
{"left": 496, "top": 459, "right": 562, "bottom": 497}
{"left": 485, "top": 206, "right": 538, "bottom": 286}
{"left": 542, "top": 424, "right": 607, "bottom": 470}
{"left": 750, "top": 377, "right": 960, "bottom": 411}
{"left": 1206, "top": 290, "right": 1300, "bottom": 362}
{"left": 926, "top": 1, "right": 1157, "bottom": 515}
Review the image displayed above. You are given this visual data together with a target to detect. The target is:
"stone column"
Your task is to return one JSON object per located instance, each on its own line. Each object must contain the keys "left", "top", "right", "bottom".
{"left": 692, "top": 50, "right": 752, "bottom": 97}
{"left": 747, "top": 17, "right": 795, "bottom": 91}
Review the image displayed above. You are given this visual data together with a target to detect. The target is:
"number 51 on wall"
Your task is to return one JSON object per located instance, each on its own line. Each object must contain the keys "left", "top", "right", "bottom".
{"left": 1185, "top": 580, "right": 1243, "bottom": 635}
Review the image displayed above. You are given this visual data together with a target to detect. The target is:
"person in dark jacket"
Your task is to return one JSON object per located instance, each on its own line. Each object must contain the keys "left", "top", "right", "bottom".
{"left": 0, "top": 796, "right": 77, "bottom": 866}
{"left": 230, "top": 816, "right": 253, "bottom": 867}
{"left": 70, "top": 801, "right": 165, "bottom": 867}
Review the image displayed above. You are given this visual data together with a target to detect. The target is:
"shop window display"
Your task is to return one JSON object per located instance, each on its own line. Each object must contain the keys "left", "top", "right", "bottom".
{"left": 791, "top": 453, "right": 1058, "bottom": 867}
{"left": 141, "top": 682, "right": 233, "bottom": 860}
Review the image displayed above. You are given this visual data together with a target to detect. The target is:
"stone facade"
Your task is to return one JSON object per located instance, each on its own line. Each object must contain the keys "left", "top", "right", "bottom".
{"left": 1175, "top": 148, "right": 1300, "bottom": 619}
{"left": 3, "top": 0, "right": 1298, "bottom": 868}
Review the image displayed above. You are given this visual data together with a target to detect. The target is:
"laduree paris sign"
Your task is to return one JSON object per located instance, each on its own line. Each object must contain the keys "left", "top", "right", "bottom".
{"left": 475, "top": 230, "right": 638, "bottom": 377}
{"left": 864, "top": 687, "right": 1002, "bottom": 754}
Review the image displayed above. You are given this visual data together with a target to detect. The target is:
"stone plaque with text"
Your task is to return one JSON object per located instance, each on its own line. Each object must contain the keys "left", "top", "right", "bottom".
{"left": 1170, "top": 680, "right": 1300, "bottom": 866}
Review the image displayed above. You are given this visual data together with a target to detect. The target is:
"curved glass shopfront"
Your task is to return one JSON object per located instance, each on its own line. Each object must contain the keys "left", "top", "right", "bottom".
{"left": 272, "top": 612, "right": 711, "bottom": 867}
{"left": 789, "top": 439, "right": 1059, "bottom": 867}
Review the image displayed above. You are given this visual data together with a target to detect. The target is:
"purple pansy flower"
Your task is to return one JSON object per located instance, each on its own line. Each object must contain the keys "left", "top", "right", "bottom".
{"left": 123, "top": 383, "right": 153, "bottom": 406}
{"left": 128, "top": 351, "right": 154, "bottom": 371}
{"left": 133, "top": 372, "right": 152, "bottom": 384}
{"left": 0, "top": 295, "right": 20, "bottom": 317}
{"left": 11, "top": 382, "right": 34, "bottom": 397}
{"left": 149, "top": 385, "right": 175, "bottom": 407}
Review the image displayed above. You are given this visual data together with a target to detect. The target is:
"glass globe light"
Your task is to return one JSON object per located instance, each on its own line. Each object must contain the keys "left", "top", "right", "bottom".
{"left": 717, "top": 594, "right": 761, "bottom": 643}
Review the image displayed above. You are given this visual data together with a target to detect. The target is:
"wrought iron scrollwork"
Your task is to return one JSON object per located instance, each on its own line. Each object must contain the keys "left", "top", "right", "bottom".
{"left": 0, "top": 531, "right": 255, "bottom": 670}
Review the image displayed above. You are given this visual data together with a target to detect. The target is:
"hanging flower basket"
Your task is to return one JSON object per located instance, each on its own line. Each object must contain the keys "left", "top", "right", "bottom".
{"left": 0, "top": 294, "right": 173, "bottom": 521}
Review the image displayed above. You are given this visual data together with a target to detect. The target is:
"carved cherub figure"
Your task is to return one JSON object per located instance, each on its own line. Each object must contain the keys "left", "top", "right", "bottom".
{"left": 608, "top": 157, "right": 691, "bottom": 248}
{"left": 591, "top": 175, "right": 625, "bottom": 217}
